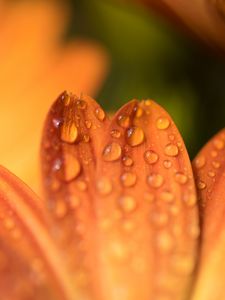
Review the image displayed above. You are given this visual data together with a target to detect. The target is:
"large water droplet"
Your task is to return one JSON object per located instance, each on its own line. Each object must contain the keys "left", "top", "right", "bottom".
{"left": 102, "top": 142, "right": 122, "bottom": 162}
{"left": 159, "top": 191, "right": 174, "bottom": 203}
{"left": 122, "top": 155, "right": 133, "bottom": 167}
{"left": 120, "top": 172, "right": 137, "bottom": 187}
{"left": 212, "top": 161, "right": 220, "bottom": 169}
{"left": 175, "top": 172, "right": 188, "bottom": 184}
{"left": 126, "top": 126, "right": 145, "bottom": 146}
{"left": 193, "top": 156, "right": 206, "bottom": 169}
{"left": 213, "top": 138, "right": 225, "bottom": 150}
{"left": 163, "top": 160, "right": 172, "bottom": 169}
{"left": 164, "top": 143, "right": 179, "bottom": 157}
{"left": 110, "top": 129, "right": 121, "bottom": 139}
{"left": 147, "top": 173, "right": 164, "bottom": 188}
{"left": 144, "top": 150, "right": 159, "bottom": 164}
{"left": 119, "top": 195, "right": 137, "bottom": 213}
{"left": 61, "top": 121, "right": 78, "bottom": 144}
{"left": 53, "top": 154, "right": 81, "bottom": 182}
{"left": 96, "top": 178, "right": 112, "bottom": 195}
{"left": 135, "top": 107, "right": 143, "bottom": 118}
{"left": 117, "top": 114, "right": 130, "bottom": 128}
{"left": 197, "top": 181, "right": 206, "bottom": 190}
{"left": 156, "top": 117, "right": 170, "bottom": 130}
{"left": 95, "top": 107, "right": 105, "bottom": 121}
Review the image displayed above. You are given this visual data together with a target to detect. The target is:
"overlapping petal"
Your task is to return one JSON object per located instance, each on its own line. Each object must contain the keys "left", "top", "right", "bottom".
{"left": 41, "top": 92, "right": 199, "bottom": 300}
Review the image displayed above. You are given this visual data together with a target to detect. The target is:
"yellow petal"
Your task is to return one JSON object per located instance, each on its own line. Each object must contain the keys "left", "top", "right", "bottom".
{"left": 41, "top": 93, "right": 199, "bottom": 300}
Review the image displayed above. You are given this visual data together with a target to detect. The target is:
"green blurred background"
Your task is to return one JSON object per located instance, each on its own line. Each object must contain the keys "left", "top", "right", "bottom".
{"left": 67, "top": 0, "right": 225, "bottom": 157}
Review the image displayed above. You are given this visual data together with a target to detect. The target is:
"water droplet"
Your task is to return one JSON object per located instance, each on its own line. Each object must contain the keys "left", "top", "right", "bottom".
{"left": 53, "top": 154, "right": 81, "bottom": 182}
{"left": 135, "top": 107, "right": 144, "bottom": 118}
{"left": 151, "top": 211, "right": 168, "bottom": 227}
{"left": 119, "top": 195, "right": 137, "bottom": 213}
{"left": 156, "top": 117, "right": 170, "bottom": 130}
{"left": 169, "top": 134, "right": 175, "bottom": 141}
{"left": 52, "top": 118, "right": 62, "bottom": 128}
{"left": 164, "top": 143, "right": 179, "bottom": 157}
{"left": 110, "top": 241, "right": 127, "bottom": 261}
{"left": 159, "top": 191, "right": 174, "bottom": 203}
{"left": 55, "top": 200, "right": 67, "bottom": 218}
{"left": 76, "top": 180, "right": 87, "bottom": 191}
{"left": 197, "top": 181, "right": 206, "bottom": 190}
{"left": 188, "top": 224, "right": 200, "bottom": 239}
{"left": 175, "top": 172, "right": 188, "bottom": 184}
{"left": 70, "top": 196, "right": 81, "bottom": 209}
{"left": 144, "top": 100, "right": 151, "bottom": 106}
{"left": 110, "top": 129, "right": 121, "bottom": 139}
{"left": 85, "top": 120, "right": 92, "bottom": 129}
{"left": 156, "top": 231, "right": 173, "bottom": 253}
{"left": 63, "top": 94, "right": 71, "bottom": 106}
{"left": 120, "top": 172, "right": 137, "bottom": 187}
{"left": 83, "top": 134, "right": 90, "bottom": 143}
{"left": 211, "top": 150, "right": 218, "bottom": 157}
{"left": 122, "top": 156, "right": 133, "bottom": 167}
{"left": 76, "top": 100, "right": 86, "bottom": 110}
{"left": 212, "top": 161, "right": 220, "bottom": 169}
{"left": 61, "top": 121, "right": 78, "bottom": 144}
{"left": 96, "top": 178, "right": 112, "bottom": 195}
{"left": 126, "top": 126, "right": 145, "bottom": 146}
{"left": 184, "top": 194, "right": 197, "bottom": 207}
{"left": 144, "top": 150, "right": 159, "bottom": 164}
{"left": 95, "top": 107, "right": 105, "bottom": 121}
{"left": 122, "top": 220, "right": 135, "bottom": 232}
{"left": 163, "top": 160, "right": 172, "bottom": 169}
{"left": 147, "top": 173, "right": 164, "bottom": 188}
{"left": 117, "top": 114, "right": 130, "bottom": 128}
{"left": 193, "top": 156, "right": 206, "bottom": 169}
{"left": 171, "top": 255, "right": 195, "bottom": 275}
{"left": 213, "top": 138, "right": 224, "bottom": 150}
{"left": 207, "top": 171, "right": 216, "bottom": 178}
{"left": 102, "top": 142, "right": 122, "bottom": 162}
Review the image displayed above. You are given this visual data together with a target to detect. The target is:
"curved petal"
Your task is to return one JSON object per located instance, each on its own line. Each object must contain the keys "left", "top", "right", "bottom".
{"left": 41, "top": 92, "right": 199, "bottom": 300}
{"left": 0, "top": 0, "right": 109, "bottom": 194}
{"left": 0, "top": 165, "right": 75, "bottom": 300}
{"left": 141, "top": 0, "right": 225, "bottom": 52}
{"left": 192, "top": 129, "right": 225, "bottom": 300}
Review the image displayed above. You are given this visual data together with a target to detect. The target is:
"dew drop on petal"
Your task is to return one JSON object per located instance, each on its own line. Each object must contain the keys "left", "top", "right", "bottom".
{"left": 147, "top": 173, "right": 164, "bottom": 188}
{"left": 164, "top": 143, "right": 179, "bottom": 157}
{"left": 55, "top": 200, "right": 67, "bottom": 219}
{"left": 102, "top": 142, "right": 122, "bottom": 162}
{"left": 184, "top": 194, "right": 197, "bottom": 207}
{"left": 119, "top": 196, "right": 137, "bottom": 213}
{"left": 95, "top": 107, "right": 105, "bottom": 121}
{"left": 117, "top": 114, "right": 130, "bottom": 128}
{"left": 159, "top": 191, "right": 174, "bottom": 203}
{"left": 96, "top": 178, "right": 112, "bottom": 195}
{"left": 171, "top": 255, "right": 195, "bottom": 276}
{"left": 144, "top": 192, "right": 155, "bottom": 202}
{"left": 208, "top": 171, "right": 216, "bottom": 178}
{"left": 110, "top": 129, "right": 121, "bottom": 138}
{"left": 85, "top": 120, "right": 92, "bottom": 129}
{"left": 156, "top": 231, "right": 173, "bottom": 253}
{"left": 76, "top": 100, "right": 87, "bottom": 110}
{"left": 163, "top": 160, "right": 172, "bottom": 169}
{"left": 193, "top": 156, "right": 206, "bottom": 169}
{"left": 151, "top": 211, "right": 168, "bottom": 227}
{"left": 144, "top": 150, "right": 159, "bottom": 164}
{"left": 120, "top": 172, "right": 137, "bottom": 187}
{"left": 76, "top": 180, "right": 87, "bottom": 191}
{"left": 122, "top": 155, "right": 133, "bottom": 167}
{"left": 126, "top": 126, "right": 145, "bottom": 147}
{"left": 174, "top": 172, "right": 188, "bottom": 184}
{"left": 70, "top": 196, "right": 81, "bottom": 209}
{"left": 60, "top": 121, "right": 78, "bottom": 144}
{"left": 83, "top": 134, "right": 90, "bottom": 143}
{"left": 212, "top": 161, "right": 220, "bottom": 169}
{"left": 135, "top": 107, "right": 144, "bottom": 118}
{"left": 197, "top": 181, "right": 206, "bottom": 190}
{"left": 213, "top": 138, "right": 225, "bottom": 150}
{"left": 156, "top": 117, "right": 170, "bottom": 130}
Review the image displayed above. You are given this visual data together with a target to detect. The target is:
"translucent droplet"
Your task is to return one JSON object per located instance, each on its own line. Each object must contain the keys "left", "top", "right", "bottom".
{"left": 175, "top": 172, "right": 188, "bottom": 184}
{"left": 135, "top": 107, "right": 143, "bottom": 118}
{"left": 70, "top": 196, "right": 81, "bottom": 209}
{"left": 52, "top": 118, "right": 62, "bottom": 128}
{"left": 197, "top": 181, "right": 206, "bottom": 190}
{"left": 102, "top": 142, "right": 122, "bottom": 162}
{"left": 156, "top": 117, "right": 170, "bottom": 130}
{"left": 54, "top": 154, "right": 81, "bottom": 182}
{"left": 151, "top": 211, "right": 168, "bottom": 227}
{"left": 193, "top": 156, "right": 206, "bottom": 169}
{"left": 208, "top": 171, "right": 216, "bottom": 178}
{"left": 63, "top": 94, "right": 71, "bottom": 106}
{"left": 144, "top": 150, "right": 159, "bottom": 164}
{"left": 211, "top": 150, "right": 218, "bottom": 157}
{"left": 122, "top": 156, "right": 133, "bottom": 167}
{"left": 171, "top": 255, "right": 195, "bottom": 275}
{"left": 85, "top": 120, "right": 92, "bottom": 129}
{"left": 120, "top": 172, "right": 137, "bottom": 187}
{"left": 156, "top": 231, "right": 173, "bottom": 253}
{"left": 55, "top": 200, "right": 67, "bottom": 218}
{"left": 76, "top": 100, "right": 87, "bottom": 110}
{"left": 110, "top": 129, "right": 121, "bottom": 139}
{"left": 159, "top": 191, "right": 174, "bottom": 203}
{"left": 213, "top": 138, "right": 225, "bottom": 150}
{"left": 163, "top": 160, "right": 172, "bottom": 169}
{"left": 95, "top": 107, "right": 105, "bottom": 121}
{"left": 83, "top": 134, "right": 90, "bottom": 143}
{"left": 117, "top": 114, "right": 130, "bottom": 128}
{"left": 119, "top": 196, "right": 137, "bottom": 213}
{"left": 147, "top": 173, "right": 164, "bottom": 188}
{"left": 76, "top": 180, "right": 87, "bottom": 191}
{"left": 126, "top": 126, "right": 145, "bottom": 146}
{"left": 110, "top": 241, "right": 127, "bottom": 261}
{"left": 184, "top": 194, "right": 197, "bottom": 207}
{"left": 61, "top": 121, "right": 78, "bottom": 144}
{"left": 144, "top": 100, "right": 151, "bottom": 106}
{"left": 164, "top": 143, "right": 179, "bottom": 157}
{"left": 212, "top": 161, "right": 220, "bottom": 169}
{"left": 96, "top": 178, "right": 112, "bottom": 195}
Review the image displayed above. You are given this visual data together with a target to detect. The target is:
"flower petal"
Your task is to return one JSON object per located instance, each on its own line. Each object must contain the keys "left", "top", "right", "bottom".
{"left": 192, "top": 129, "right": 225, "bottom": 300}
{"left": 41, "top": 93, "right": 199, "bottom": 300}
{"left": 0, "top": 165, "right": 75, "bottom": 300}
{"left": 141, "top": 0, "right": 225, "bottom": 52}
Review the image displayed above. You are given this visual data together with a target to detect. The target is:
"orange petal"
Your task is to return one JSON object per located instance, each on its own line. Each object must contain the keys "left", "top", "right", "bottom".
{"left": 0, "top": 165, "right": 75, "bottom": 300}
{"left": 41, "top": 93, "right": 199, "bottom": 300}
{"left": 192, "top": 129, "right": 225, "bottom": 300}
{"left": 0, "top": 1, "right": 109, "bottom": 194}
{"left": 141, "top": 0, "right": 225, "bottom": 52}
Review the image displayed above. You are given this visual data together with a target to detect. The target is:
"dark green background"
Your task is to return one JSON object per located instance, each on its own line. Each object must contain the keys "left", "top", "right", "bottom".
{"left": 67, "top": 0, "right": 225, "bottom": 157}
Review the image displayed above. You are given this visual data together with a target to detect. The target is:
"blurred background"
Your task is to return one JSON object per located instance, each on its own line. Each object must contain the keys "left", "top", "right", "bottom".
{"left": 2, "top": 0, "right": 225, "bottom": 168}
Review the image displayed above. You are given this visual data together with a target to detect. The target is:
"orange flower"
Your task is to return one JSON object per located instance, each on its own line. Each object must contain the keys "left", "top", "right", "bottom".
{"left": 0, "top": 0, "right": 109, "bottom": 195}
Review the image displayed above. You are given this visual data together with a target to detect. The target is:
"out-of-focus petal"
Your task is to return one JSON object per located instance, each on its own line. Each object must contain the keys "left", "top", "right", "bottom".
{"left": 0, "top": 1, "right": 109, "bottom": 194}
{"left": 41, "top": 92, "right": 199, "bottom": 300}
{"left": 192, "top": 129, "right": 225, "bottom": 300}
{"left": 0, "top": 165, "right": 75, "bottom": 300}
{"left": 140, "top": 0, "right": 225, "bottom": 52}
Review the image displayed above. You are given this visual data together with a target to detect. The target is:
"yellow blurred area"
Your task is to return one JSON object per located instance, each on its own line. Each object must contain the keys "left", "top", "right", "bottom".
{"left": 0, "top": 0, "right": 109, "bottom": 195}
